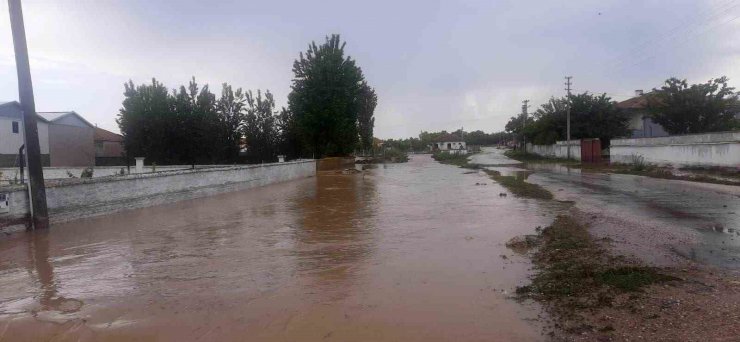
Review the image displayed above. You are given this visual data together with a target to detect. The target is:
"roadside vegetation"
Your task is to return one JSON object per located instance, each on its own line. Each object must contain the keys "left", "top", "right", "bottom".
{"left": 483, "top": 169, "right": 553, "bottom": 200}
{"left": 432, "top": 151, "right": 554, "bottom": 199}
{"left": 431, "top": 151, "right": 471, "bottom": 167}
{"left": 367, "top": 147, "right": 409, "bottom": 163}
{"left": 515, "top": 215, "right": 677, "bottom": 334}
{"left": 118, "top": 34, "right": 377, "bottom": 165}
{"left": 502, "top": 149, "right": 576, "bottom": 164}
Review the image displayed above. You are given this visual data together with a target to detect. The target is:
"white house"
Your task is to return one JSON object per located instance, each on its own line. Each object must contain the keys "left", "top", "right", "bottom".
{"left": 0, "top": 101, "right": 50, "bottom": 167}
{"left": 432, "top": 133, "right": 468, "bottom": 155}
{"left": 615, "top": 90, "right": 669, "bottom": 138}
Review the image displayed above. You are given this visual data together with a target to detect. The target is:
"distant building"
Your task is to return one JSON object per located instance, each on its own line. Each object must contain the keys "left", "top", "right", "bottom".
{"left": 616, "top": 90, "right": 669, "bottom": 138}
{"left": 431, "top": 133, "right": 468, "bottom": 154}
{"left": 94, "top": 127, "right": 126, "bottom": 166}
{"left": 0, "top": 101, "right": 50, "bottom": 167}
{"left": 38, "top": 111, "right": 95, "bottom": 167}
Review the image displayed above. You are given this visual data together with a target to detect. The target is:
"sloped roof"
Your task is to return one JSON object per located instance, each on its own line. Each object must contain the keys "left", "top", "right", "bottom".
{"left": 37, "top": 111, "right": 94, "bottom": 128}
{"left": 94, "top": 127, "right": 123, "bottom": 142}
{"left": 615, "top": 95, "right": 649, "bottom": 110}
{"left": 433, "top": 133, "right": 465, "bottom": 142}
{"left": 0, "top": 101, "right": 50, "bottom": 122}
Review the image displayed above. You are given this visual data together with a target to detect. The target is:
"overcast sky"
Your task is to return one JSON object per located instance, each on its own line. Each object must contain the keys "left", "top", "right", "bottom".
{"left": 1, "top": 0, "right": 739, "bottom": 138}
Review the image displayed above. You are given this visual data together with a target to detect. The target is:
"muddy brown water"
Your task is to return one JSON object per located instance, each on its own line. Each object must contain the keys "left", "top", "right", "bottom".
{"left": 0, "top": 154, "right": 560, "bottom": 341}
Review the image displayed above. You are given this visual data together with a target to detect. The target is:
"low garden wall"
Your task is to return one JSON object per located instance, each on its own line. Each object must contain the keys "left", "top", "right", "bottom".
{"left": 0, "top": 160, "right": 316, "bottom": 230}
{"left": 610, "top": 132, "right": 740, "bottom": 167}
{"left": 526, "top": 140, "right": 581, "bottom": 161}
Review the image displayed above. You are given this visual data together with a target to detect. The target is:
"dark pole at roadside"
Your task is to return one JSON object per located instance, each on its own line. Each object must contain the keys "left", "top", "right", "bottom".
{"left": 8, "top": 0, "right": 49, "bottom": 230}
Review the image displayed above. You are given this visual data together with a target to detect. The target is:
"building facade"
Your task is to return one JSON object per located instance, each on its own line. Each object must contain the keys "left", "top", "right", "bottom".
{"left": 94, "top": 127, "right": 126, "bottom": 166}
{"left": 0, "top": 101, "right": 50, "bottom": 167}
{"left": 38, "top": 112, "right": 95, "bottom": 167}
{"left": 431, "top": 133, "right": 468, "bottom": 154}
{"left": 616, "top": 91, "right": 669, "bottom": 138}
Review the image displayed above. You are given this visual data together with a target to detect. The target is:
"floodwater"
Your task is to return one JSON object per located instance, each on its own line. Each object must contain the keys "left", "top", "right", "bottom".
{"left": 0, "top": 155, "right": 558, "bottom": 341}
{"left": 476, "top": 148, "right": 740, "bottom": 269}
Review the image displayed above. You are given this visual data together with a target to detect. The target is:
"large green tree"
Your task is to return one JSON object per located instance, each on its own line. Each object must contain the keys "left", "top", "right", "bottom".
{"left": 118, "top": 78, "right": 280, "bottom": 165}
{"left": 357, "top": 82, "right": 377, "bottom": 153}
{"left": 647, "top": 77, "right": 740, "bottom": 134}
{"left": 507, "top": 93, "right": 629, "bottom": 145}
{"left": 288, "top": 34, "right": 366, "bottom": 157}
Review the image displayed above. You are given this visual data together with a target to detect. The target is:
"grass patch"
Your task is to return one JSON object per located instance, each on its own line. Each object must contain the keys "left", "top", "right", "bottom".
{"left": 431, "top": 151, "right": 472, "bottom": 167}
{"left": 504, "top": 149, "right": 577, "bottom": 164}
{"left": 484, "top": 169, "right": 553, "bottom": 200}
{"left": 578, "top": 162, "right": 740, "bottom": 187}
{"left": 517, "top": 215, "right": 677, "bottom": 310}
{"left": 597, "top": 266, "right": 678, "bottom": 292}
{"left": 431, "top": 151, "right": 554, "bottom": 200}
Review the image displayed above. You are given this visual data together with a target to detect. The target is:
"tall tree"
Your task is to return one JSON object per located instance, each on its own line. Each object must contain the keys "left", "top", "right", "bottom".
{"left": 647, "top": 77, "right": 740, "bottom": 134}
{"left": 288, "top": 34, "right": 365, "bottom": 157}
{"left": 117, "top": 78, "right": 171, "bottom": 164}
{"left": 357, "top": 82, "right": 377, "bottom": 153}
{"left": 276, "top": 107, "right": 301, "bottom": 159}
{"left": 118, "top": 78, "right": 249, "bottom": 165}
{"left": 244, "top": 90, "right": 278, "bottom": 162}
{"left": 216, "top": 84, "right": 246, "bottom": 162}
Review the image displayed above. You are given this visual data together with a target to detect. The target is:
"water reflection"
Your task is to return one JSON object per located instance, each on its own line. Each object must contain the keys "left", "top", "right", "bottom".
{"left": 296, "top": 173, "right": 377, "bottom": 285}
{"left": 25, "top": 232, "right": 82, "bottom": 313}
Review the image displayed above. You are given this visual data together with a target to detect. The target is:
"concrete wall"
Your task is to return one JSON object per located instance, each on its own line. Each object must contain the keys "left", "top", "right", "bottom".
{"left": 526, "top": 140, "right": 581, "bottom": 161}
{"left": 0, "top": 164, "right": 263, "bottom": 184}
{"left": 611, "top": 132, "right": 740, "bottom": 167}
{"left": 0, "top": 159, "right": 316, "bottom": 229}
{"left": 49, "top": 124, "right": 95, "bottom": 167}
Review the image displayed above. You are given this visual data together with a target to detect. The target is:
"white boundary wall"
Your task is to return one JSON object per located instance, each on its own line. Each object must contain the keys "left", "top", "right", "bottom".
{"left": 0, "top": 160, "right": 316, "bottom": 229}
{"left": 0, "top": 165, "right": 243, "bottom": 184}
{"left": 526, "top": 140, "right": 581, "bottom": 161}
{"left": 610, "top": 132, "right": 740, "bottom": 167}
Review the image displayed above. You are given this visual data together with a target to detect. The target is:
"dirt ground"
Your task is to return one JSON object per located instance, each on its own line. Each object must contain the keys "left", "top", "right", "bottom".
{"left": 542, "top": 209, "right": 740, "bottom": 342}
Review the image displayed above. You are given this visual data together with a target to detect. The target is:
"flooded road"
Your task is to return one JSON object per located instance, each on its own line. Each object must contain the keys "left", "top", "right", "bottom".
{"left": 475, "top": 148, "right": 740, "bottom": 269}
{"left": 0, "top": 155, "right": 557, "bottom": 341}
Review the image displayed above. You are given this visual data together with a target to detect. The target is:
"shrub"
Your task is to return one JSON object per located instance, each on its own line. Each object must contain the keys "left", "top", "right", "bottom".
{"left": 80, "top": 167, "right": 94, "bottom": 178}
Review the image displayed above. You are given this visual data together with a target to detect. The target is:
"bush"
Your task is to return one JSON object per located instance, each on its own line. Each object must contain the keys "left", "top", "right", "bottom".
{"left": 80, "top": 167, "right": 94, "bottom": 178}
{"left": 380, "top": 147, "right": 409, "bottom": 163}
{"left": 630, "top": 154, "right": 647, "bottom": 171}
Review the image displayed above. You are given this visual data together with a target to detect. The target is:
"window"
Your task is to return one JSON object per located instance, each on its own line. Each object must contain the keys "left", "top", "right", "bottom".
{"left": 12, "top": 121, "right": 19, "bottom": 134}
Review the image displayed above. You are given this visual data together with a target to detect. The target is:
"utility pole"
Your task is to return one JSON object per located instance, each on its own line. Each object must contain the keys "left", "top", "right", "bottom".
{"left": 8, "top": 0, "right": 49, "bottom": 230}
{"left": 564, "top": 76, "right": 573, "bottom": 160}
{"left": 521, "top": 100, "right": 529, "bottom": 153}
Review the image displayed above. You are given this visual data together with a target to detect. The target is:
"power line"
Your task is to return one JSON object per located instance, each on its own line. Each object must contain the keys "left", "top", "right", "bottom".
{"left": 608, "top": 0, "right": 740, "bottom": 71}
{"left": 565, "top": 76, "right": 573, "bottom": 159}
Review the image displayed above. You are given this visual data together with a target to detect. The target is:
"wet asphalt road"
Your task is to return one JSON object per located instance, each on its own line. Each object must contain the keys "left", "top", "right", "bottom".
{"left": 477, "top": 148, "right": 740, "bottom": 269}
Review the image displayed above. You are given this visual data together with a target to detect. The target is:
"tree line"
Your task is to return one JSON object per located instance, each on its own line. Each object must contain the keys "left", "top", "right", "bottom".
{"left": 505, "top": 76, "right": 740, "bottom": 147}
{"left": 117, "top": 34, "right": 377, "bottom": 165}
{"left": 381, "top": 130, "right": 513, "bottom": 152}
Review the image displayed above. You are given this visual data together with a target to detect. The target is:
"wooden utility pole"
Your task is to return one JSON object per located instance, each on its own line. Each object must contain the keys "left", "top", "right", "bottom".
{"left": 564, "top": 76, "right": 573, "bottom": 160}
{"left": 521, "top": 99, "right": 529, "bottom": 153}
{"left": 8, "top": 0, "right": 49, "bottom": 230}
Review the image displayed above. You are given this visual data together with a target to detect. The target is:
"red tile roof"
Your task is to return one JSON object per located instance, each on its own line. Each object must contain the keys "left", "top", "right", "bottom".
{"left": 615, "top": 95, "right": 649, "bottom": 110}
{"left": 94, "top": 127, "right": 123, "bottom": 142}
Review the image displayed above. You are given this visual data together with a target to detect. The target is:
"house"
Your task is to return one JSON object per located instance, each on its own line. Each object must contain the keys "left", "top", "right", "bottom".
{"left": 616, "top": 90, "right": 669, "bottom": 138}
{"left": 94, "top": 127, "right": 126, "bottom": 166}
{"left": 37, "top": 111, "right": 95, "bottom": 167}
{"left": 0, "top": 101, "right": 50, "bottom": 167}
{"left": 431, "top": 133, "right": 468, "bottom": 154}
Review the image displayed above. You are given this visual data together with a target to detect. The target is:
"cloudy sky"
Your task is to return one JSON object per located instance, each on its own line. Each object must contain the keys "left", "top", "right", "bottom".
{"left": 1, "top": 0, "right": 738, "bottom": 138}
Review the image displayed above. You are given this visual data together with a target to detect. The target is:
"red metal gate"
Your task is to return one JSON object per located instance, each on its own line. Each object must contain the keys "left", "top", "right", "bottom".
{"left": 580, "top": 138, "right": 601, "bottom": 163}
